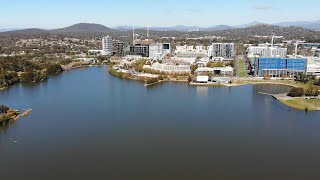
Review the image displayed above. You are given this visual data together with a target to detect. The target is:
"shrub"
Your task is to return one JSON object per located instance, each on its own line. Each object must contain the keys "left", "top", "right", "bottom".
{"left": 20, "top": 72, "right": 34, "bottom": 83}
{"left": 146, "top": 78, "right": 159, "bottom": 85}
{"left": 0, "top": 105, "right": 9, "bottom": 114}
{"left": 287, "top": 87, "right": 305, "bottom": 97}
{"left": 47, "top": 64, "right": 63, "bottom": 75}
{"left": 305, "top": 86, "right": 320, "bottom": 97}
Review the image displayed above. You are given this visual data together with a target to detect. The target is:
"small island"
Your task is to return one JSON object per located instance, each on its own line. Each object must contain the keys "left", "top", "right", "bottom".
{"left": 0, "top": 105, "right": 32, "bottom": 126}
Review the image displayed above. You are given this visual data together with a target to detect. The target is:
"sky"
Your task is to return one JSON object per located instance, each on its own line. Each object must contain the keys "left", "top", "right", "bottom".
{"left": 1, "top": 0, "right": 320, "bottom": 29}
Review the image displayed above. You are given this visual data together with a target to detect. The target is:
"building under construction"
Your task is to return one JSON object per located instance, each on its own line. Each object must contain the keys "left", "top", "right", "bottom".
{"left": 129, "top": 28, "right": 154, "bottom": 57}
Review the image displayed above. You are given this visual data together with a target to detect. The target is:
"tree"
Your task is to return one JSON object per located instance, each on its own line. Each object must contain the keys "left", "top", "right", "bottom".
{"left": 47, "top": 64, "right": 63, "bottom": 75}
{"left": 315, "top": 78, "right": 320, "bottom": 86}
{"left": 132, "top": 59, "right": 146, "bottom": 72}
{"left": 191, "top": 65, "right": 198, "bottom": 74}
{"left": 188, "top": 75, "right": 193, "bottom": 83}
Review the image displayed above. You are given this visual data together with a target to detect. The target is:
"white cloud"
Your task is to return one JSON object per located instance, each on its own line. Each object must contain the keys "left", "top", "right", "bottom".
{"left": 253, "top": 4, "right": 273, "bottom": 10}
{"left": 186, "top": 9, "right": 201, "bottom": 14}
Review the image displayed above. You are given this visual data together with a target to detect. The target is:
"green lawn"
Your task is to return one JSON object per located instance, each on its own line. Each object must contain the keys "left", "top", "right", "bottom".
{"left": 279, "top": 99, "right": 320, "bottom": 111}
{"left": 238, "top": 58, "right": 247, "bottom": 78}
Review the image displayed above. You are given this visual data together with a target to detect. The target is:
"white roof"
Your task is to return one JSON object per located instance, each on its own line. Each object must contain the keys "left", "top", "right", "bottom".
{"left": 195, "top": 67, "right": 233, "bottom": 73}
{"left": 196, "top": 76, "right": 209, "bottom": 82}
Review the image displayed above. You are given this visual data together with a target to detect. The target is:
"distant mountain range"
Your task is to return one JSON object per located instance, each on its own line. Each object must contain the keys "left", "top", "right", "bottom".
{"left": 1, "top": 23, "right": 320, "bottom": 44}
{"left": 52, "top": 23, "right": 115, "bottom": 33}
{"left": 1, "top": 20, "right": 320, "bottom": 35}
{"left": 274, "top": 20, "right": 320, "bottom": 30}
{"left": 113, "top": 20, "right": 320, "bottom": 32}
{"left": 0, "top": 23, "right": 116, "bottom": 34}
{"left": 114, "top": 25, "right": 236, "bottom": 32}
{"left": 0, "top": 28, "right": 21, "bottom": 32}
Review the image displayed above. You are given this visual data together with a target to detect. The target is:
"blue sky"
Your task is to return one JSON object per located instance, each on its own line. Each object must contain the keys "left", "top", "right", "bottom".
{"left": 1, "top": 0, "right": 320, "bottom": 28}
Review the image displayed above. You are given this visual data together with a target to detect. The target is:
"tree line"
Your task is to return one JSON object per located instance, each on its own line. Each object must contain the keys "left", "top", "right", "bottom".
{"left": 0, "top": 56, "right": 64, "bottom": 89}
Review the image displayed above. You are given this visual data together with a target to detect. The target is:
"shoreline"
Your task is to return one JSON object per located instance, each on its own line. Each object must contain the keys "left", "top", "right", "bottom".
{"left": 0, "top": 64, "right": 102, "bottom": 92}
{"left": 259, "top": 93, "right": 320, "bottom": 111}
{"left": 0, "top": 87, "right": 8, "bottom": 91}
{"left": 229, "top": 81, "right": 298, "bottom": 88}
{"left": 109, "top": 70, "right": 320, "bottom": 111}
{"left": 2, "top": 66, "right": 319, "bottom": 112}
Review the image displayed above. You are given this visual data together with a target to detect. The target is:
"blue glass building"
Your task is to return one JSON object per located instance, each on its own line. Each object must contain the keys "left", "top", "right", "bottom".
{"left": 254, "top": 57, "right": 307, "bottom": 77}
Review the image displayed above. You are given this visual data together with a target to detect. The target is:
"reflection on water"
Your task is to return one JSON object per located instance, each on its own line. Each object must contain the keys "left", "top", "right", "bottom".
{"left": 196, "top": 86, "right": 208, "bottom": 96}
{"left": 253, "top": 84, "right": 292, "bottom": 94}
{"left": 0, "top": 66, "right": 320, "bottom": 180}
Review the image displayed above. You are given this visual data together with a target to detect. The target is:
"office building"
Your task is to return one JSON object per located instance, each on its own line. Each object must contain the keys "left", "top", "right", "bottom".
{"left": 254, "top": 57, "right": 307, "bottom": 77}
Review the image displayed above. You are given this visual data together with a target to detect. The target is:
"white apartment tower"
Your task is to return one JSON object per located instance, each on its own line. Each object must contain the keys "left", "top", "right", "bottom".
{"left": 210, "top": 43, "right": 235, "bottom": 59}
{"left": 102, "top": 36, "right": 113, "bottom": 56}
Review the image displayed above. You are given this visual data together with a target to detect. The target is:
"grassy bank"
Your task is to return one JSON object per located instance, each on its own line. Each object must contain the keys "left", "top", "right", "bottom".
{"left": 189, "top": 82, "right": 226, "bottom": 87}
{"left": 232, "top": 79, "right": 307, "bottom": 88}
{"left": 238, "top": 59, "right": 247, "bottom": 78}
{"left": 279, "top": 99, "right": 320, "bottom": 111}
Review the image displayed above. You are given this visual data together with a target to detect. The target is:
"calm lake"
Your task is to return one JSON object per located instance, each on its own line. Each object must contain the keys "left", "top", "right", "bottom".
{"left": 1, "top": 66, "right": 320, "bottom": 180}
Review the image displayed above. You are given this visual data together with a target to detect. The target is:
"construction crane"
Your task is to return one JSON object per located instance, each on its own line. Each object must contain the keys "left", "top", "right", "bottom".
{"left": 270, "top": 35, "right": 283, "bottom": 57}
{"left": 294, "top": 40, "right": 305, "bottom": 58}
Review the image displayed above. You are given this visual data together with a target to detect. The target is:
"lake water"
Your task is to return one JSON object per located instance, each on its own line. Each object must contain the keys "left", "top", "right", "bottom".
{"left": 1, "top": 66, "right": 320, "bottom": 180}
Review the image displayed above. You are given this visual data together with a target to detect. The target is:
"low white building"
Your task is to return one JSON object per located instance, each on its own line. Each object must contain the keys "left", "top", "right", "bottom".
{"left": 196, "top": 76, "right": 209, "bottom": 83}
{"left": 143, "top": 62, "right": 191, "bottom": 73}
{"left": 171, "top": 57, "right": 197, "bottom": 65}
{"left": 175, "top": 45, "right": 207, "bottom": 58}
{"left": 195, "top": 67, "right": 234, "bottom": 76}
{"left": 195, "top": 58, "right": 210, "bottom": 67}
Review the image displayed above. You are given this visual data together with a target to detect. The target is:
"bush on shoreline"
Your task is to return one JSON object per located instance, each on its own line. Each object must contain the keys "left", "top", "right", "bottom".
{"left": 288, "top": 87, "right": 305, "bottom": 97}
{"left": 145, "top": 78, "right": 159, "bottom": 85}
{"left": 305, "top": 86, "right": 320, "bottom": 97}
